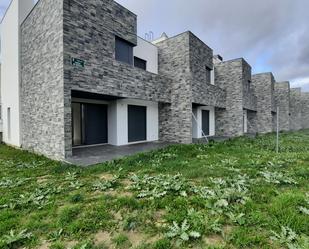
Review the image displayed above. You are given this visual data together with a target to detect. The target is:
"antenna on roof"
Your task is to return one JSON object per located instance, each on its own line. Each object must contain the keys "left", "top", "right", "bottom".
{"left": 145, "top": 33, "right": 149, "bottom": 41}
{"left": 149, "top": 31, "right": 154, "bottom": 41}
{"left": 145, "top": 31, "right": 154, "bottom": 41}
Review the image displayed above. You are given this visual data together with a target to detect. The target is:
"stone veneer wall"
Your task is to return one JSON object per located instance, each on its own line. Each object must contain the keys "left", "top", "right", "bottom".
{"left": 62, "top": 0, "right": 172, "bottom": 157}
{"left": 21, "top": 0, "right": 65, "bottom": 159}
{"left": 214, "top": 58, "right": 256, "bottom": 136}
{"left": 290, "top": 88, "right": 302, "bottom": 130}
{"left": 189, "top": 33, "right": 226, "bottom": 108}
{"left": 301, "top": 92, "right": 309, "bottom": 129}
{"left": 251, "top": 73, "right": 276, "bottom": 133}
{"left": 156, "top": 32, "right": 226, "bottom": 143}
{"left": 156, "top": 33, "right": 192, "bottom": 143}
{"left": 247, "top": 111, "right": 258, "bottom": 133}
{"left": 274, "top": 82, "right": 290, "bottom": 131}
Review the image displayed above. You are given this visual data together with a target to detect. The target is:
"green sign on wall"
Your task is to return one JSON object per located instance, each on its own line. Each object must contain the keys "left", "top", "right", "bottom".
{"left": 71, "top": 57, "right": 85, "bottom": 68}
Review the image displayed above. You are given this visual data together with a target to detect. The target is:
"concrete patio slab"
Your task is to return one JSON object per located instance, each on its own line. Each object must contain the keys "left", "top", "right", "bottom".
{"left": 66, "top": 141, "right": 171, "bottom": 166}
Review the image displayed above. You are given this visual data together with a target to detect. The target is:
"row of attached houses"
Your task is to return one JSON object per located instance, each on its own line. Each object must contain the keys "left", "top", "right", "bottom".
{"left": 0, "top": 0, "right": 308, "bottom": 161}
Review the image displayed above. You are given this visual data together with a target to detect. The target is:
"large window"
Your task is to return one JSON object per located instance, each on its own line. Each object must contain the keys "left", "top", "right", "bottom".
{"left": 134, "top": 56, "right": 147, "bottom": 70}
{"left": 115, "top": 37, "right": 133, "bottom": 65}
{"left": 206, "top": 66, "right": 212, "bottom": 84}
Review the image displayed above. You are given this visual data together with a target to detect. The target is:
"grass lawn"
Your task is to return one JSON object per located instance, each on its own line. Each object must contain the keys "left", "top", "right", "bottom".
{"left": 0, "top": 131, "right": 309, "bottom": 249}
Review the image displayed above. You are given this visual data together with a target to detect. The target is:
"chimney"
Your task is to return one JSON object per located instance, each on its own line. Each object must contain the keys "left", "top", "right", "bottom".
{"left": 213, "top": 54, "right": 223, "bottom": 64}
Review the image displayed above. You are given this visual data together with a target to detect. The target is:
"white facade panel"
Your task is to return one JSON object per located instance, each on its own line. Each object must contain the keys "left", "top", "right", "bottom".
{"left": 109, "top": 99, "right": 159, "bottom": 146}
{"left": 0, "top": 0, "right": 34, "bottom": 146}
{"left": 133, "top": 37, "right": 158, "bottom": 74}
{"left": 71, "top": 98, "right": 158, "bottom": 147}
{"left": 243, "top": 110, "right": 248, "bottom": 133}
{"left": 192, "top": 106, "right": 215, "bottom": 138}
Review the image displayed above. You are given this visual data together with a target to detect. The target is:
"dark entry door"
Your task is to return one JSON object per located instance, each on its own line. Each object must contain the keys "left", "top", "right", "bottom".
{"left": 202, "top": 110, "right": 210, "bottom": 136}
{"left": 128, "top": 105, "right": 147, "bottom": 143}
{"left": 84, "top": 104, "right": 108, "bottom": 145}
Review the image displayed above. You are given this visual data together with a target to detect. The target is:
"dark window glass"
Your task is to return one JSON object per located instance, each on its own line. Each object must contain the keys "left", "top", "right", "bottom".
{"left": 115, "top": 37, "right": 133, "bottom": 65}
{"left": 206, "top": 66, "right": 212, "bottom": 83}
{"left": 134, "top": 57, "right": 147, "bottom": 70}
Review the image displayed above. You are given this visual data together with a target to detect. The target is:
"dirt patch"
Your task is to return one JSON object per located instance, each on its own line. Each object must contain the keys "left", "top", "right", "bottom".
{"left": 147, "top": 234, "right": 163, "bottom": 244}
{"left": 118, "top": 190, "right": 134, "bottom": 198}
{"left": 103, "top": 189, "right": 134, "bottom": 198}
{"left": 223, "top": 225, "right": 234, "bottom": 234}
{"left": 37, "top": 241, "right": 51, "bottom": 249}
{"left": 112, "top": 211, "right": 123, "bottom": 221}
{"left": 36, "top": 175, "right": 51, "bottom": 184}
{"left": 66, "top": 241, "right": 78, "bottom": 248}
{"left": 153, "top": 210, "right": 167, "bottom": 228}
{"left": 99, "top": 173, "right": 115, "bottom": 180}
{"left": 94, "top": 231, "right": 112, "bottom": 246}
{"left": 203, "top": 234, "right": 225, "bottom": 246}
{"left": 121, "top": 178, "right": 132, "bottom": 186}
{"left": 124, "top": 231, "right": 146, "bottom": 248}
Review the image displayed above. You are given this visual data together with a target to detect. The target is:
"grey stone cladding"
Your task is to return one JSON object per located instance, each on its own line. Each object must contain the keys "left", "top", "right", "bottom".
{"left": 274, "top": 82, "right": 290, "bottom": 131}
{"left": 63, "top": 0, "right": 173, "bottom": 157}
{"left": 301, "top": 92, "right": 309, "bottom": 129}
{"left": 290, "top": 88, "right": 302, "bottom": 130}
{"left": 189, "top": 33, "right": 226, "bottom": 108}
{"left": 251, "top": 73, "right": 277, "bottom": 133}
{"left": 20, "top": 0, "right": 173, "bottom": 159}
{"left": 21, "top": 0, "right": 65, "bottom": 159}
{"left": 155, "top": 33, "right": 193, "bottom": 144}
{"left": 214, "top": 58, "right": 257, "bottom": 136}
{"left": 156, "top": 32, "right": 226, "bottom": 143}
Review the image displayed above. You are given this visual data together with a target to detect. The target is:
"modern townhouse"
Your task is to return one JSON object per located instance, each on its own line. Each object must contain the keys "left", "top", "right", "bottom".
{"left": 21, "top": 0, "right": 173, "bottom": 160}
{"left": 0, "top": 0, "right": 226, "bottom": 160}
{"left": 301, "top": 92, "right": 309, "bottom": 129}
{"left": 289, "top": 88, "right": 302, "bottom": 131}
{"left": 153, "top": 32, "right": 226, "bottom": 143}
{"left": 274, "top": 82, "right": 290, "bottom": 131}
{"left": 251, "top": 73, "right": 277, "bottom": 133}
{"left": 214, "top": 57, "right": 257, "bottom": 136}
{"left": 0, "top": 0, "right": 308, "bottom": 162}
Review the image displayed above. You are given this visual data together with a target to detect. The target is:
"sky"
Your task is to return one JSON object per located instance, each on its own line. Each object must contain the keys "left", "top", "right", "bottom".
{"left": 1, "top": 0, "right": 309, "bottom": 91}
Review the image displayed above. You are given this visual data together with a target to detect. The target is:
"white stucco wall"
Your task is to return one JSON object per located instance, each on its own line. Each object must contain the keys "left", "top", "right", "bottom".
{"left": 108, "top": 99, "right": 159, "bottom": 146}
{"left": 243, "top": 110, "right": 248, "bottom": 133}
{"left": 71, "top": 98, "right": 159, "bottom": 147}
{"left": 210, "top": 68, "right": 215, "bottom": 85}
{"left": 133, "top": 37, "right": 158, "bottom": 74}
{"left": 0, "top": 64, "right": 2, "bottom": 132}
{"left": 0, "top": 0, "right": 33, "bottom": 146}
{"left": 192, "top": 106, "right": 215, "bottom": 138}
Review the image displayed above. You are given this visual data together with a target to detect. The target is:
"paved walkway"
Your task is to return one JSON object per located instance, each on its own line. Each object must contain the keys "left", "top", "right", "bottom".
{"left": 67, "top": 142, "right": 171, "bottom": 166}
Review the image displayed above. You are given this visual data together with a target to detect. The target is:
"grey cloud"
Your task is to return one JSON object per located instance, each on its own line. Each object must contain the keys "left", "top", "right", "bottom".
{"left": 117, "top": 0, "right": 309, "bottom": 91}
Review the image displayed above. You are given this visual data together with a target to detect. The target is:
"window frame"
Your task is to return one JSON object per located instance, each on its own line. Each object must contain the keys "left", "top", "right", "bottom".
{"left": 134, "top": 56, "right": 147, "bottom": 71}
{"left": 206, "top": 66, "right": 213, "bottom": 85}
{"left": 115, "top": 36, "right": 134, "bottom": 65}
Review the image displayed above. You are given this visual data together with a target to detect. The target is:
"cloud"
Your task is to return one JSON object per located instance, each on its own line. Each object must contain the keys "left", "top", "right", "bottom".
{"left": 116, "top": 0, "right": 309, "bottom": 91}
